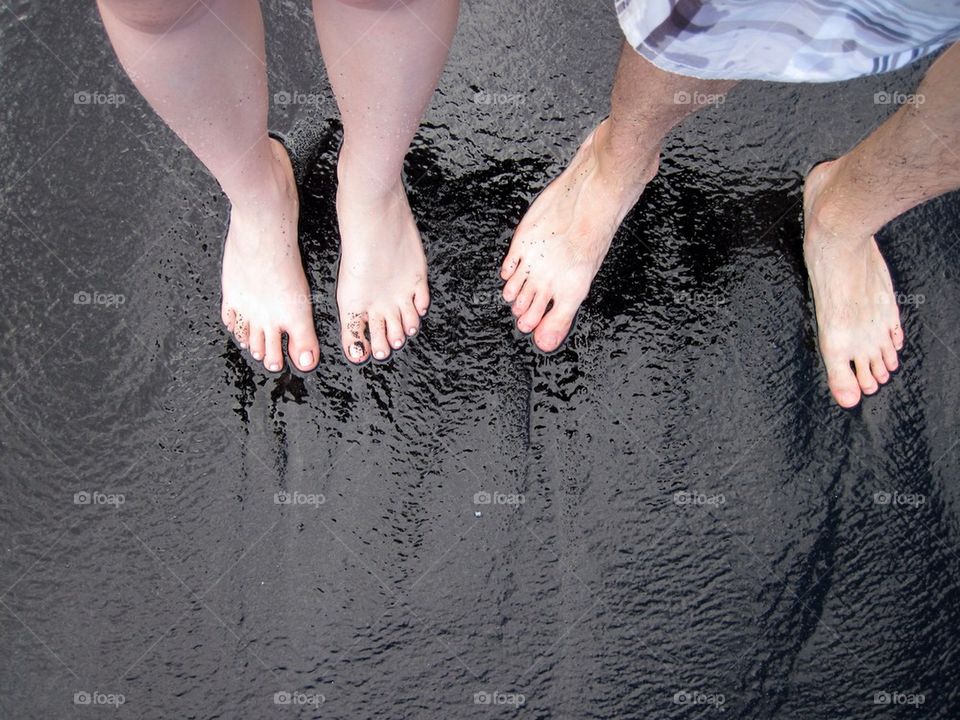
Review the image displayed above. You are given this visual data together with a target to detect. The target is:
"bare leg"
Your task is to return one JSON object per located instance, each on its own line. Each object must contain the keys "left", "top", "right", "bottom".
{"left": 501, "top": 43, "right": 737, "bottom": 352}
{"left": 311, "top": 0, "right": 458, "bottom": 363}
{"left": 97, "top": 0, "right": 320, "bottom": 373}
{"left": 804, "top": 42, "right": 960, "bottom": 407}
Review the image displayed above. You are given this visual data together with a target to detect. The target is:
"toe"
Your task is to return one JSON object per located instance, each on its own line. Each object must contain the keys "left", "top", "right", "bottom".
{"left": 413, "top": 285, "right": 430, "bottom": 317}
{"left": 222, "top": 305, "right": 236, "bottom": 333}
{"left": 517, "top": 292, "right": 550, "bottom": 334}
{"left": 533, "top": 300, "right": 578, "bottom": 352}
{"left": 501, "top": 247, "right": 521, "bottom": 281}
{"left": 854, "top": 355, "right": 878, "bottom": 395}
{"left": 881, "top": 341, "right": 899, "bottom": 373}
{"left": 825, "top": 354, "right": 862, "bottom": 408}
{"left": 249, "top": 327, "right": 266, "bottom": 362}
{"left": 512, "top": 283, "right": 535, "bottom": 318}
{"left": 385, "top": 309, "right": 406, "bottom": 350}
{"left": 890, "top": 324, "right": 905, "bottom": 351}
{"left": 264, "top": 328, "right": 284, "bottom": 373}
{"left": 341, "top": 312, "right": 370, "bottom": 364}
{"left": 368, "top": 314, "right": 391, "bottom": 361}
{"left": 286, "top": 320, "right": 320, "bottom": 372}
{"left": 870, "top": 354, "right": 890, "bottom": 384}
{"left": 502, "top": 262, "right": 528, "bottom": 303}
{"left": 233, "top": 313, "right": 250, "bottom": 349}
{"left": 399, "top": 300, "right": 420, "bottom": 339}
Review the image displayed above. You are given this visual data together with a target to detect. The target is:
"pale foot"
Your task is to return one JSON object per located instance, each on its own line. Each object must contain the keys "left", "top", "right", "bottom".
{"left": 803, "top": 159, "right": 905, "bottom": 408}
{"left": 334, "top": 158, "right": 429, "bottom": 364}
{"left": 221, "top": 138, "right": 320, "bottom": 373}
{"left": 500, "top": 118, "right": 659, "bottom": 352}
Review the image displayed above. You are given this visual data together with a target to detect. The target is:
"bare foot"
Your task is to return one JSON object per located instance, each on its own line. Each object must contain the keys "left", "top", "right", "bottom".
{"left": 500, "top": 118, "right": 659, "bottom": 352}
{"left": 803, "top": 159, "right": 905, "bottom": 408}
{"left": 334, "top": 156, "right": 430, "bottom": 364}
{"left": 221, "top": 138, "right": 320, "bottom": 373}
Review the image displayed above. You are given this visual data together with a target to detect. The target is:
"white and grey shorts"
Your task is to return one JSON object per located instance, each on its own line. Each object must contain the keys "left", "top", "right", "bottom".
{"left": 615, "top": 0, "right": 960, "bottom": 82}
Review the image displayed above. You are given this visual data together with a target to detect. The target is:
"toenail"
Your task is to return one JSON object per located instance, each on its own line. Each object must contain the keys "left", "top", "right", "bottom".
{"left": 407, "top": 327, "right": 417, "bottom": 336}
{"left": 239, "top": 342, "right": 247, "bottom": 349}
{"left": 374, "top": 350, "right": 386, "bottom": 360}
{"left": 349, "top": 343, "right": 364, "bottom": 360}
{"left": 392, "top": 340, "right": 403, "bottom": 349}
{"left": 299, "top": 351, "right": 313, "bottom": 368}
{"left": 252, "top": 352, "right": 262, "bottom": 360}
{"left": 268, "top": 363, "right": 280, "bottom": 372}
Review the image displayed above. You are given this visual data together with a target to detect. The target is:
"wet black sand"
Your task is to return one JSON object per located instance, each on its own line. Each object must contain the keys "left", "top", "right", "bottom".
{"left": 2, "top": 1, "right": 960, "bottom": 718}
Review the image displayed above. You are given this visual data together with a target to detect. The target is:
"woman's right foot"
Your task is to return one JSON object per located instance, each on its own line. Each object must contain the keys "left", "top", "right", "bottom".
{"left": 334, "top": 155, "right": 430, "bottom": 364}
{"left": 803, "top": 159, "right": 904, "bottom": 408}
{"left": 221, "top": 138, "right": 320, "bottom": 373}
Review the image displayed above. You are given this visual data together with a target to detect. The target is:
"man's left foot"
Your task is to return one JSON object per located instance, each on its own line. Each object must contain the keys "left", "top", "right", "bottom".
{"left": 803, "top": 159, "right": 905, "bottom": 408}
{"left": 501, "top": 118, "right": 659, "bottom": 352}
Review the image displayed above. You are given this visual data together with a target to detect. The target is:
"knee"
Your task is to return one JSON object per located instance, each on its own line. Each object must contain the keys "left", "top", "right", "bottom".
{"left": 97, "top": 0, "right": 210, "bottom": 34}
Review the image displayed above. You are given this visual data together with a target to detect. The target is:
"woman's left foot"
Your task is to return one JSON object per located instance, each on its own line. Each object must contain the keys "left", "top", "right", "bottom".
{"left": 803, "top": 159, "right": 905, "bottom": 408}
{"left": 334, "top": 155, "right": 430, "bottom": 364}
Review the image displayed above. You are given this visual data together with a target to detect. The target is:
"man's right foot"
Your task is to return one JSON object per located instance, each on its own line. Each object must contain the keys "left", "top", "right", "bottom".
{"left": 500, "top": 118, "right": 659, "bottom": 352}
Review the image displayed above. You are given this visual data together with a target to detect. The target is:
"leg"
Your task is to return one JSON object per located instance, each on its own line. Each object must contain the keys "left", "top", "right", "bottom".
{"left": 97, "top": 0, "right": 320, "bottom": 372}
{"left": 804, "top": 42, "right": 960, "bottom": 408}
{"left": 311, "top": 0, "right": 458, "bottom": 363}
{"left": 501, "top": 42, "right": 737, "bottom": 352}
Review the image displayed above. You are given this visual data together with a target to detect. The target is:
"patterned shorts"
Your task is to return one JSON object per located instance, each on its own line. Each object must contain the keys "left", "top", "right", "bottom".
{"left": 615, "top": 0, "right": 960, "bottom": 82}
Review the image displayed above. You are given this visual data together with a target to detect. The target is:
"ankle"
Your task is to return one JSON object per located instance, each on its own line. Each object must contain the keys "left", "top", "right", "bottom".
{"left": 225, "top": 140, "right": 296, "bottom": 216}
{"left": 336, "top": 142, "right": 404, "bottom": 205}
{"left": 592, "top": 117, "right": 661, "bottom": 189}
{"left": 806, "top": 158, "right": 876, "bottom": 246}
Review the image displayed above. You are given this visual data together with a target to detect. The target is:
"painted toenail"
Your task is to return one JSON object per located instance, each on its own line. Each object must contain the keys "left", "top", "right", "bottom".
{"left": 253, "top": 352, "right": 262, "bottom": 360}
{"left": 269, "top": 363, "right": 280, "bottom": 372}
{"left": 239, "top": 342, "right": 247, "bottom": 349}
{"left": 407, "top": 327, "right": 417, "bottom": 336}
{"left": 374, "top": 350, "right": 386, "bottom": 360}
{"left": 299, "top": 351, "right": 313, "bottom": 368}
{"left": 392, "top": 340, "right": 403, "bottom": 348}
{"left": 349, "top": 344, "right": 364, "bottom": 360}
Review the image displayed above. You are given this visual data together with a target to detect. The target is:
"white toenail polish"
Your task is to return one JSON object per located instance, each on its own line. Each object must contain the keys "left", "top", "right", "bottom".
{"left": 407, "top": 327, "right": 417, "bottom": 335}
{"left": 299, "top": 351, "right": 313, "bottom": 367}
{"left": 375, "top": 351, "right": 386, "bottom": 360}
{"left": 269, "top": 363, "right": 280, "bottom": 372}
{"left": 393, "top": 340, "right": 402, "bottom": 348}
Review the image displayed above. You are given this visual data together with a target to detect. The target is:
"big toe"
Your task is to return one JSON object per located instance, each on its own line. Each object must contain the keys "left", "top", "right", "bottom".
{"left": 533, "top": 300, "right": 578, "bottom": 353}
{"left": 287, "top": 320, "right": 320, "bottom": 372}
{"left": 825, "top": 354, "right": 862, "bottom": 408}
{"left": 340, "top": 311, "right": 370, "bottom": 365}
